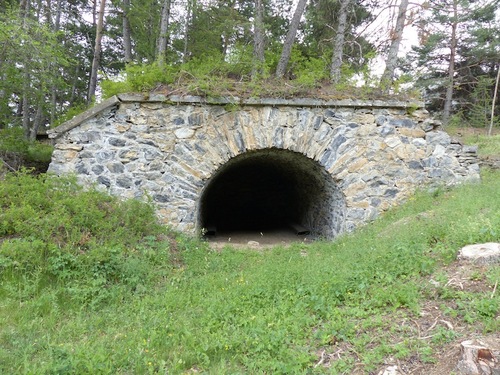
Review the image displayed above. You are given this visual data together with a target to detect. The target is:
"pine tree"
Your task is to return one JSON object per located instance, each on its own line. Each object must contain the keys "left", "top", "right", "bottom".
{"left": 275, "top": 0, "right": 308, "bottom": 78}
{"left": 88, "top": 0, "right": 107, "bottom": 104}
{"left": 405, "top": 0, "right": 500, "bottom": 124}
{"left": 330, "top": 0, "right": 351, "bottom": 83}
{"left": 380, "top": 0, "right": 409, "bottom": 91}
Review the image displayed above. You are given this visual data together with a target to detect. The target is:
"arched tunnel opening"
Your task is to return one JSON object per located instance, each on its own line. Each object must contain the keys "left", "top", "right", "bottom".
{"left": 198, "top": 148, "right": 346, "bottom": 242}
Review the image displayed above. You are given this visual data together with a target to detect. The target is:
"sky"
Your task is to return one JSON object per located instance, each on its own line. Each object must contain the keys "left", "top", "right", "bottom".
{"left": 361, "top": 0, "right": 423, "bottom": 77}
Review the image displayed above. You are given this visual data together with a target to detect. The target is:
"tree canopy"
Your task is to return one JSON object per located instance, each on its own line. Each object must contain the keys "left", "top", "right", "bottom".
{"left": 0, "top": 0, "right": 499, "bottom": 140}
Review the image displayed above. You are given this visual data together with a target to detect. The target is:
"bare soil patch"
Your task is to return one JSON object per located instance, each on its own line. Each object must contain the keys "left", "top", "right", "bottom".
{"left": 313, "top": 259, "right": 499, "bottom": 374}
{"left": 205, "top": 227, "right": 314, "bottom": 250}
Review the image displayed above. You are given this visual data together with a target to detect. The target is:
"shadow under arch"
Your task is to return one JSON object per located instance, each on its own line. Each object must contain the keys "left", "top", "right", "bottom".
{"left": 198, "top": 148, "right": 346, "bottom": 240}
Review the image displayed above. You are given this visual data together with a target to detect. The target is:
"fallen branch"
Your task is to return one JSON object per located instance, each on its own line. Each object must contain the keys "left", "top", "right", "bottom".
{"left": 314, "top": 350, "right": 326, "bottom": 368}
{"left": 440, "top": 319, "right": 454, "bottom": 330}
{"left": 427, "top": 317, "right": 439, "bottom": 332}
{"left": 0, "top": 158, "right": 17, "bottom": 172}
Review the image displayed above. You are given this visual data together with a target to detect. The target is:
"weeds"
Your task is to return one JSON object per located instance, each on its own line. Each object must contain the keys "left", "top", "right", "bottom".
{"left": 0, "top": 128, "right": 53, "bottom": 173}
{"left": 0, "top": 172, "right": 170, "bottom": 310}
{"left": 100, "top": 55, "right": 418, "bottom": 102}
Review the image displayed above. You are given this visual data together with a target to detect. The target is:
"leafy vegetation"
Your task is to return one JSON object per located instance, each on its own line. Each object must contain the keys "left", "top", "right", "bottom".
{"left": 100, "top": 57, "right": 388, "bottom": 101}
{"left": 463, "top": 134, "right": 500, "bottom": 158}
{"left": 1, "top": 164, "right": 499, "bottom": 373}
{"left": 2, "top": 0, "right": 499, "bottom": 142}
{"left": 0, "top": 172, "right": 170, "bottom": 307}
{"left": 403, "top": 0, "right": 500, "bottom": 126}
{"left": 0, "top": 128, "right": 53, "bottom": 173}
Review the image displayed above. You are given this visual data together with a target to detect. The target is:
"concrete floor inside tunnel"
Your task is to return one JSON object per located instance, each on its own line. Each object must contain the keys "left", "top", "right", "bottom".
{"left": 198, "top": 149, "right": 344, "bottom": 245}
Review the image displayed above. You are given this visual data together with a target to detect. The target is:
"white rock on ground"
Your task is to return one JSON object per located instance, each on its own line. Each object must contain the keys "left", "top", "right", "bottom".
{"left": 458, "top": 243, "right": 500, "bottom": 264}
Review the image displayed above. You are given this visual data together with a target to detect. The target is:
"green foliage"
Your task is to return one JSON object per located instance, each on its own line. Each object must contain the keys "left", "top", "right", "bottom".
{"left": 0, "top": 9, "right": 74, "bottom": 134}
{"left": 102, "top": 49, "right": 335, "bottom": 99}
{"left": 101, "top": 79, "right": 133, "bottom": 99}
{"left": 288, "top": 48, "right": 329, "bottom": 87}
{"left": 469, "top": 76, "right": 497, "bottom": 128}
{"left": 51, "top": 103, "right": 91, "bottom": 129}
{"left": 448, "top": 110, "right": 467, "bottom": 128}
{"left": 0, "top": 127, "right": 53, "bottom": 164}
{"left": 404, "top": 0, "right": 500, "bottom": 116}
{"left": 460, "top": 133, "right": 500, "bottom": 157}
{"left": 0, "top": 172, "right": 170, "bottom": 308}
{"left": 124, "top": 63, "right": 177, "bottom": 91}
{"left": 101, "top": 63, "right": 177, "bottom": 98}
{"left": 99, "top": 0, "right": 382, "bottom": 101}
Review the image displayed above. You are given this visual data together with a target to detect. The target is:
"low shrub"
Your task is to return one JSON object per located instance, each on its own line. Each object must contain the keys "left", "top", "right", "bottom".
{"left": 0, "top": 127, "right": 53, "bottom": 171}
{"left": 0, "top": 171, "right": 172, "bottom": 307}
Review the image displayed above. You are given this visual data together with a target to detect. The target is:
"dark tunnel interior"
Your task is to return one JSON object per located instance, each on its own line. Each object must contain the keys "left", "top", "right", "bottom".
{"left": 198, "top": 148, "right": 344, "bottom": 238}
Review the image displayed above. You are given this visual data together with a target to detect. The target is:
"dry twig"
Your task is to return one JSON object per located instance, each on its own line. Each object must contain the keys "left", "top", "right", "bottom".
{"left": 314, "top": 350, "right": 326, "bottom": 368}
{"left": 0, "top": 158, "right": 17, "bottom": 172}
{"left": 491, "top": 280, "right": 498, "bottom": 299}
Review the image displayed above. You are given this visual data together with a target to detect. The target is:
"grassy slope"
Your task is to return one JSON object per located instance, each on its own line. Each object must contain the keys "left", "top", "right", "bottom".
{"left": 0, "top": 141, "right": 499, "bottom": 374}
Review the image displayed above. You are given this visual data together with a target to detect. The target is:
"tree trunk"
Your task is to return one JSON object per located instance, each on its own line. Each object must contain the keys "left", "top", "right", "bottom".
{"left": 275, "top": 0, "right": 308, "bottom": 78}
{"left": 182, "top": 0, "right": 195, "bottom": 62}
{"left": 88, "top": 0, "right": 106, "bottom": 105}
{"left": 70, "top": 64, "right": 80, "bottom": 104}
{"left": 19, "top": 0, "right": 30, "bottom": 18}
{"left": 443, "top": 0, "right": 458, "bottom": 125}
{"left": 22, "top": 91, "right": 30, "bottom": 139}
{"left": 50, "top": 0, "right": 62, "bottom": 126}
{"left": 330, "top": 0, "right": 351, "bottom": 83}
{"left": 29, "top": 100, "right": 43, "bottom": 141}
{"left": 54, "top": 0, "right": 61, "bottom": 30}
{"left": 44, "top": 0, "right": 51, "bottom": 25}
{"left": 91, "top": 0, "right": 97, "bottom": 26}
{"left": 20, "top": 0, "right": 31, "bottom": 139}
{"left": 34, "top": 0, "right": 42, "bottom": 20}
{"left": 122, "top": 0, "right": 133, "bottom": 64}
{"left": 488, "top": 64, "right": 500, "bottom": 136}
{"left": 252, "top": 0, "right": 265, "bottom": 79}
{"left": 156, "top": 0, "right": 171, "bottom": 66}
{"left": 380, "top": 0, "right": 409, "bottom": 91}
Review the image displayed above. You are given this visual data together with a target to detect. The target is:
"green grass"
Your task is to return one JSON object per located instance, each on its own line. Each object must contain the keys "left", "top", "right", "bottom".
{"left": 446, "top": 125, "right": 500, "bottom": 158}
{"left": 462, "top": 134, "right": 500, "bottom": 157}
{"left": 1, "top": 167, "right": 499, "bottom": 374}
{"left": 100, "top": 59, "right": 418, "bottom": 103}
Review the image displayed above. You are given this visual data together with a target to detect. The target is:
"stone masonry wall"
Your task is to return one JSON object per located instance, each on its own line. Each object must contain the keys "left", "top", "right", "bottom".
{"left": 48, "top": 94, "right": 480, "bottom": 238}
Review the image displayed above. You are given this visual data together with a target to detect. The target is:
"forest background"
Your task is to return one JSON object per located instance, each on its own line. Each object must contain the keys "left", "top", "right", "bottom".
{"left": 0, "top": 0, "right": 499, "bottom": 150}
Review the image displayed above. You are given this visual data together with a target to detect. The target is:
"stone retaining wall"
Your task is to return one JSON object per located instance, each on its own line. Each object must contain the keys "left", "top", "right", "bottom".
{"left": 48, "top": 95, "right": 480, "bottom": 238}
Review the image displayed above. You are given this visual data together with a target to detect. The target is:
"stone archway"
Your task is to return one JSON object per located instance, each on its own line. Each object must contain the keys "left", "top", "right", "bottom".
{"left": 198, "top": 148, "right": 346, "bottom": 239}
{"left": 47, "top": 95, "right": 480, "bottom": 238}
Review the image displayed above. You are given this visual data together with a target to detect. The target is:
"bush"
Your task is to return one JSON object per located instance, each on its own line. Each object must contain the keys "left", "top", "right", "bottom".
{"left": 51, "top": 103, "right": 89, "bottom": 128}
{"left": 0, "top": 127, "right": 53, "bottom": 168}
{"left": 102, "top": 63, "right": 176, "bottom": 98}
{"left": 0, "top": 172, "right": 172, "bottom": 307}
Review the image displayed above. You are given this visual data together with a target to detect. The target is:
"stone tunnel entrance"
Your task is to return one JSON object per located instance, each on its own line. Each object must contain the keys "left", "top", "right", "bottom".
{"left": 198, "top": 148, "right": 347, "bottom": 243}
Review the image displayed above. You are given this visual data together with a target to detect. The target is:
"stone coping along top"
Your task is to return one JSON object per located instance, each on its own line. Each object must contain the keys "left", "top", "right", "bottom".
{"left": 47, "top": 94, "right": 425, "bottom": 140}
